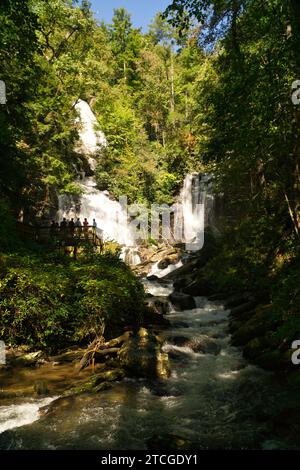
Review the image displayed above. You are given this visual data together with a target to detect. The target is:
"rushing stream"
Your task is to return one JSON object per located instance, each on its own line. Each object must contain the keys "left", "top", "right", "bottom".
{"left": 0, "top": 277, "right": 294, "bottom": 450}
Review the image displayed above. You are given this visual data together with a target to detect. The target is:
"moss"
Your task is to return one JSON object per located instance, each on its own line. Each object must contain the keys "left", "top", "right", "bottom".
{"left": 63, "top": 368, "right": 126, "bottom": 396}
{"left": 231, "top": 305, "right": 281, "bottom": 346}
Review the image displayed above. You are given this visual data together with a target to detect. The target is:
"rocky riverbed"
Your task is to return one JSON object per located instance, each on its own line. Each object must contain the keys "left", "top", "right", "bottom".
{"left": 1, "top": 265, "right": 300, "bottom": 450}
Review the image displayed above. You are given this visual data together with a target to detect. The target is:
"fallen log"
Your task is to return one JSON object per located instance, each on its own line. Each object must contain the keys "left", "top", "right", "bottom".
{"left": 94, "top": 348, "right": 120, "bottom": 359}
{"left": 100, "top": 332, "right": 131, "bottom": 350}
{"left": 76, "top": 332, "right": 131, "bottom": 372}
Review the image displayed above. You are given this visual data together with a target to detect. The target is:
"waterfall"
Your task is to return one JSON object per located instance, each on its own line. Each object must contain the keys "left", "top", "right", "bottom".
{"left": 74, "top": 99, "right": 107, "bottom": 170}
{"left": 58, "top": 178, "right": 136, "bottom": 246}
{"left": 178, "top": 173, "right": 214, "bottom": 248}
{"left": 57, "top": 100, "right": 141, "bottom": 263}
{"left": 57, "top": 99, "right": 213, "bottom": 263}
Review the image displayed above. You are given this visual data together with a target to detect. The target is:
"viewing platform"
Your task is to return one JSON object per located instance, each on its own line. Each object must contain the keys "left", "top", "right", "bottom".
{"left": 17, "top": 222, "right": 104, "bottom": 254}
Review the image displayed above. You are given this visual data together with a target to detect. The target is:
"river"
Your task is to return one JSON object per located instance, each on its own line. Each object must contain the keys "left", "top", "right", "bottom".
{"left": 0, "top": 277, "right": 295, "bottom": 450}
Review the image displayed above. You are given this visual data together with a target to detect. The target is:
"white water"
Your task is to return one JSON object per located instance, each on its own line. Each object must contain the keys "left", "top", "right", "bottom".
{"left": 176, "top": 173, "right": 214, "bottom": 248}
{"left": 0, "top": 397, "right": 57, "bottom": 434}
{"left": 120, "top": 247, "right": 142, "bottom": 265}
{"left": 0, "top": 279, "right": 286, "bottom": 450}
{"left": 58, "top": 101, "right": 215, "bottom": 268}
{"left": 149, "top": 259, "right": 183, "bottom": 278}
{"left": 74, "top": 99, "right": 107, "bottom": 170}
{"left": 58, "top": 177, "right": 136, "bottom": 246}
{"left": 58, "top": 100, "right": 138, "bottom": 254}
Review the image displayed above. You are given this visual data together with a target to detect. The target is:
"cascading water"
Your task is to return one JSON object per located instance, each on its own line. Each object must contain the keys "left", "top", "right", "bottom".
{"left": 74, "top": 99, "right": 107, "bottom": 169}
{"left": 59, "top": 101, "right": 213, "bottom": 267}
{"left": 0, "top": 279, "right": 290, "bottom": 450}
{"left": 179, "top": 172, "right": 215, "bottom": 245}
{"left": 149, "top": 173, "right": 214, "bottom": 277}
{"left": 57, "top": 100, "right": 141, "bottom": 262}
{"left": 58, "top": 178, "right": 135, "bottom": 246}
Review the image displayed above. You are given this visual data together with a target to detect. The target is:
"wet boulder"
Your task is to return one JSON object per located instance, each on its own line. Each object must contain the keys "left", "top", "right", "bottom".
{"left": 169, "top": 292, "right": 196, "bottom": 311}
{"left": 147, "top": 275, "right": 159, "bottom": 281}
{"left": 157, "top": 258, "right": 171, "bottom": 270}
{"left": 182, "top": 277, "right": 215, "bottom": 296}
{"left": 14, "top": 351, "right": 44, "bottom": 367}
{"left": 39, "top": 396, "right": 76, "bottom": 418}
{"left": 167, "top": 336, "right": 190, "bottom": 347}
{"left": 183, "top": 335, "right": 221, "bottom": 355}
{"left": 34, "top": 380, "right": 49, "bottom": 396}
{"left": 157, "top": 253, "right": 180, "bottom": 270}
{"left": 146, "top": 297, "right": 171, "bottom": 316}
{"left": 173, "top": 277, "right": 192, "bottom": 292}
{"left": 118, "top": 327, "right": 170, "bottom": 379}
{"left": 62, "top": 368, "right": 126, "bottom": 396}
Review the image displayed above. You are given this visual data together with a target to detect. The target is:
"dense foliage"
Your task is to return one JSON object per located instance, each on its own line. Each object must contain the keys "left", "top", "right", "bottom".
{"left": 0, "top": 0, "right": 204, "bottom": 215}
{"left": 0, "top": 0, "right": 201, "bottom": 349}
{"left": 0, "top": 251, "right": 145, "bottom": 352}
{"left": 164, "top": 0, "right": 300, "bottom": 369}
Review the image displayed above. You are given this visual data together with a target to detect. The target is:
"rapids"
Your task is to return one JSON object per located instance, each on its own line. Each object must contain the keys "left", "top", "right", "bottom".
{"left": 0, "top": 277, "right": 293, "bottom": 450}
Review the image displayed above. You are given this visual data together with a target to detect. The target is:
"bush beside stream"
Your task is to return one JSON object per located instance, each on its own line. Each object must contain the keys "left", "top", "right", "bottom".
{"left": 0, "top": 251, "right": 146, "bottom": 353}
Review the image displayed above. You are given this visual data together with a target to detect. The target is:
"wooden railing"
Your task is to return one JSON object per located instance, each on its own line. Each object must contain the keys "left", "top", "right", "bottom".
{"left": 17, "top": 222, "right": 104, "bottom": 248}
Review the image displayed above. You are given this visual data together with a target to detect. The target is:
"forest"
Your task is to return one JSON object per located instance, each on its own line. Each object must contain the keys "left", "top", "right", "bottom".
{"left": 0, "top": 0, "right": 300, "bottom": 453}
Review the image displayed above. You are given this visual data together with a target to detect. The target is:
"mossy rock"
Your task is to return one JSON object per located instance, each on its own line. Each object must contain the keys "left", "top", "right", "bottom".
{"left": 243, "top": 336, "right": 270, "bottom": 360}
{"left": 118, "top": 327, "right": 170, "bottom": 379}
{"left": 231, "top": 305, "right": 281, "bottom": 346}
{"left": 254, "top": 349, "right": 292, "bottom": 371}
{"left": 13, "top": 351, "right": 44, "bottom": 367}
{"left": 94, "top": 381, "right": 113, "bottom": 393}
{"left": 63, "top": 368, "right": 126, "bottom": 396}
{"left": 93, "top": 368, "right": 126, "bottom": 385}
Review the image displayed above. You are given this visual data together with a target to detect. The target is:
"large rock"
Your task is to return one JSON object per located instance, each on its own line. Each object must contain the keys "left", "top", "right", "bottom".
{"left": 147, "top": 275, "right": 159, "bottom": 281}
{"left": 14, "top": 351, "right": 44, "bottom": 367}
{"left": 118, "top": 327, "right": 170, "bottom": 379}
{"left": 157, "top": 258, "right": 171, "bottom": 270}
{"left": 170, "top": 335, "right": 221, "bottom": 355}
{"left": 182, "top": 277, "right": 215, "bottom": 296}
{"left": 231, "top": 305, "right": 280, "bottom": 346}
{"left": 63, "top": 368, "right": 126, "bottom": 396}
{"left": 173, "top": 278, "right": 191, "bottom": 292}
{"left": 169, "top": 292, "right": 196, "bottom": 310}
{"left": 157, "top": 253, "right": 180, "bottom": 270}
{"left": 146, "top": 297, "right": 171, "bottom": 316}
{"left": 185, "top": 336, "right": 221, "bottom": 355}
{"left": 230, "top": 301, "right": 258, "bottom": 317}
{"left": 167, "top": 336, "right": 189, "bottom": 346}
{"left": 40, "top": 396, "right": 76, "bottom": 418}
{"left": 164, "top": 258, "right": 199, "bottom": 281}
{"left": 224, "top": 293, "right": 252, "bottom": 310}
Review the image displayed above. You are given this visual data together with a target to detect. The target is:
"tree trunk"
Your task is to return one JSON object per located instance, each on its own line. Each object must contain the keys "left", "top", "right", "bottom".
{"left": 170, "top": 50, "right": 175, "bottom": 114}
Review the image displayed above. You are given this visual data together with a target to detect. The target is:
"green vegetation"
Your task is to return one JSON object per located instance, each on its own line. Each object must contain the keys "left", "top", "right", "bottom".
{"left": 165, "top": 0, "right": 300, "bottom": 369}
{"left": 0, "top": 251, "right": 145, "bottom": 352}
